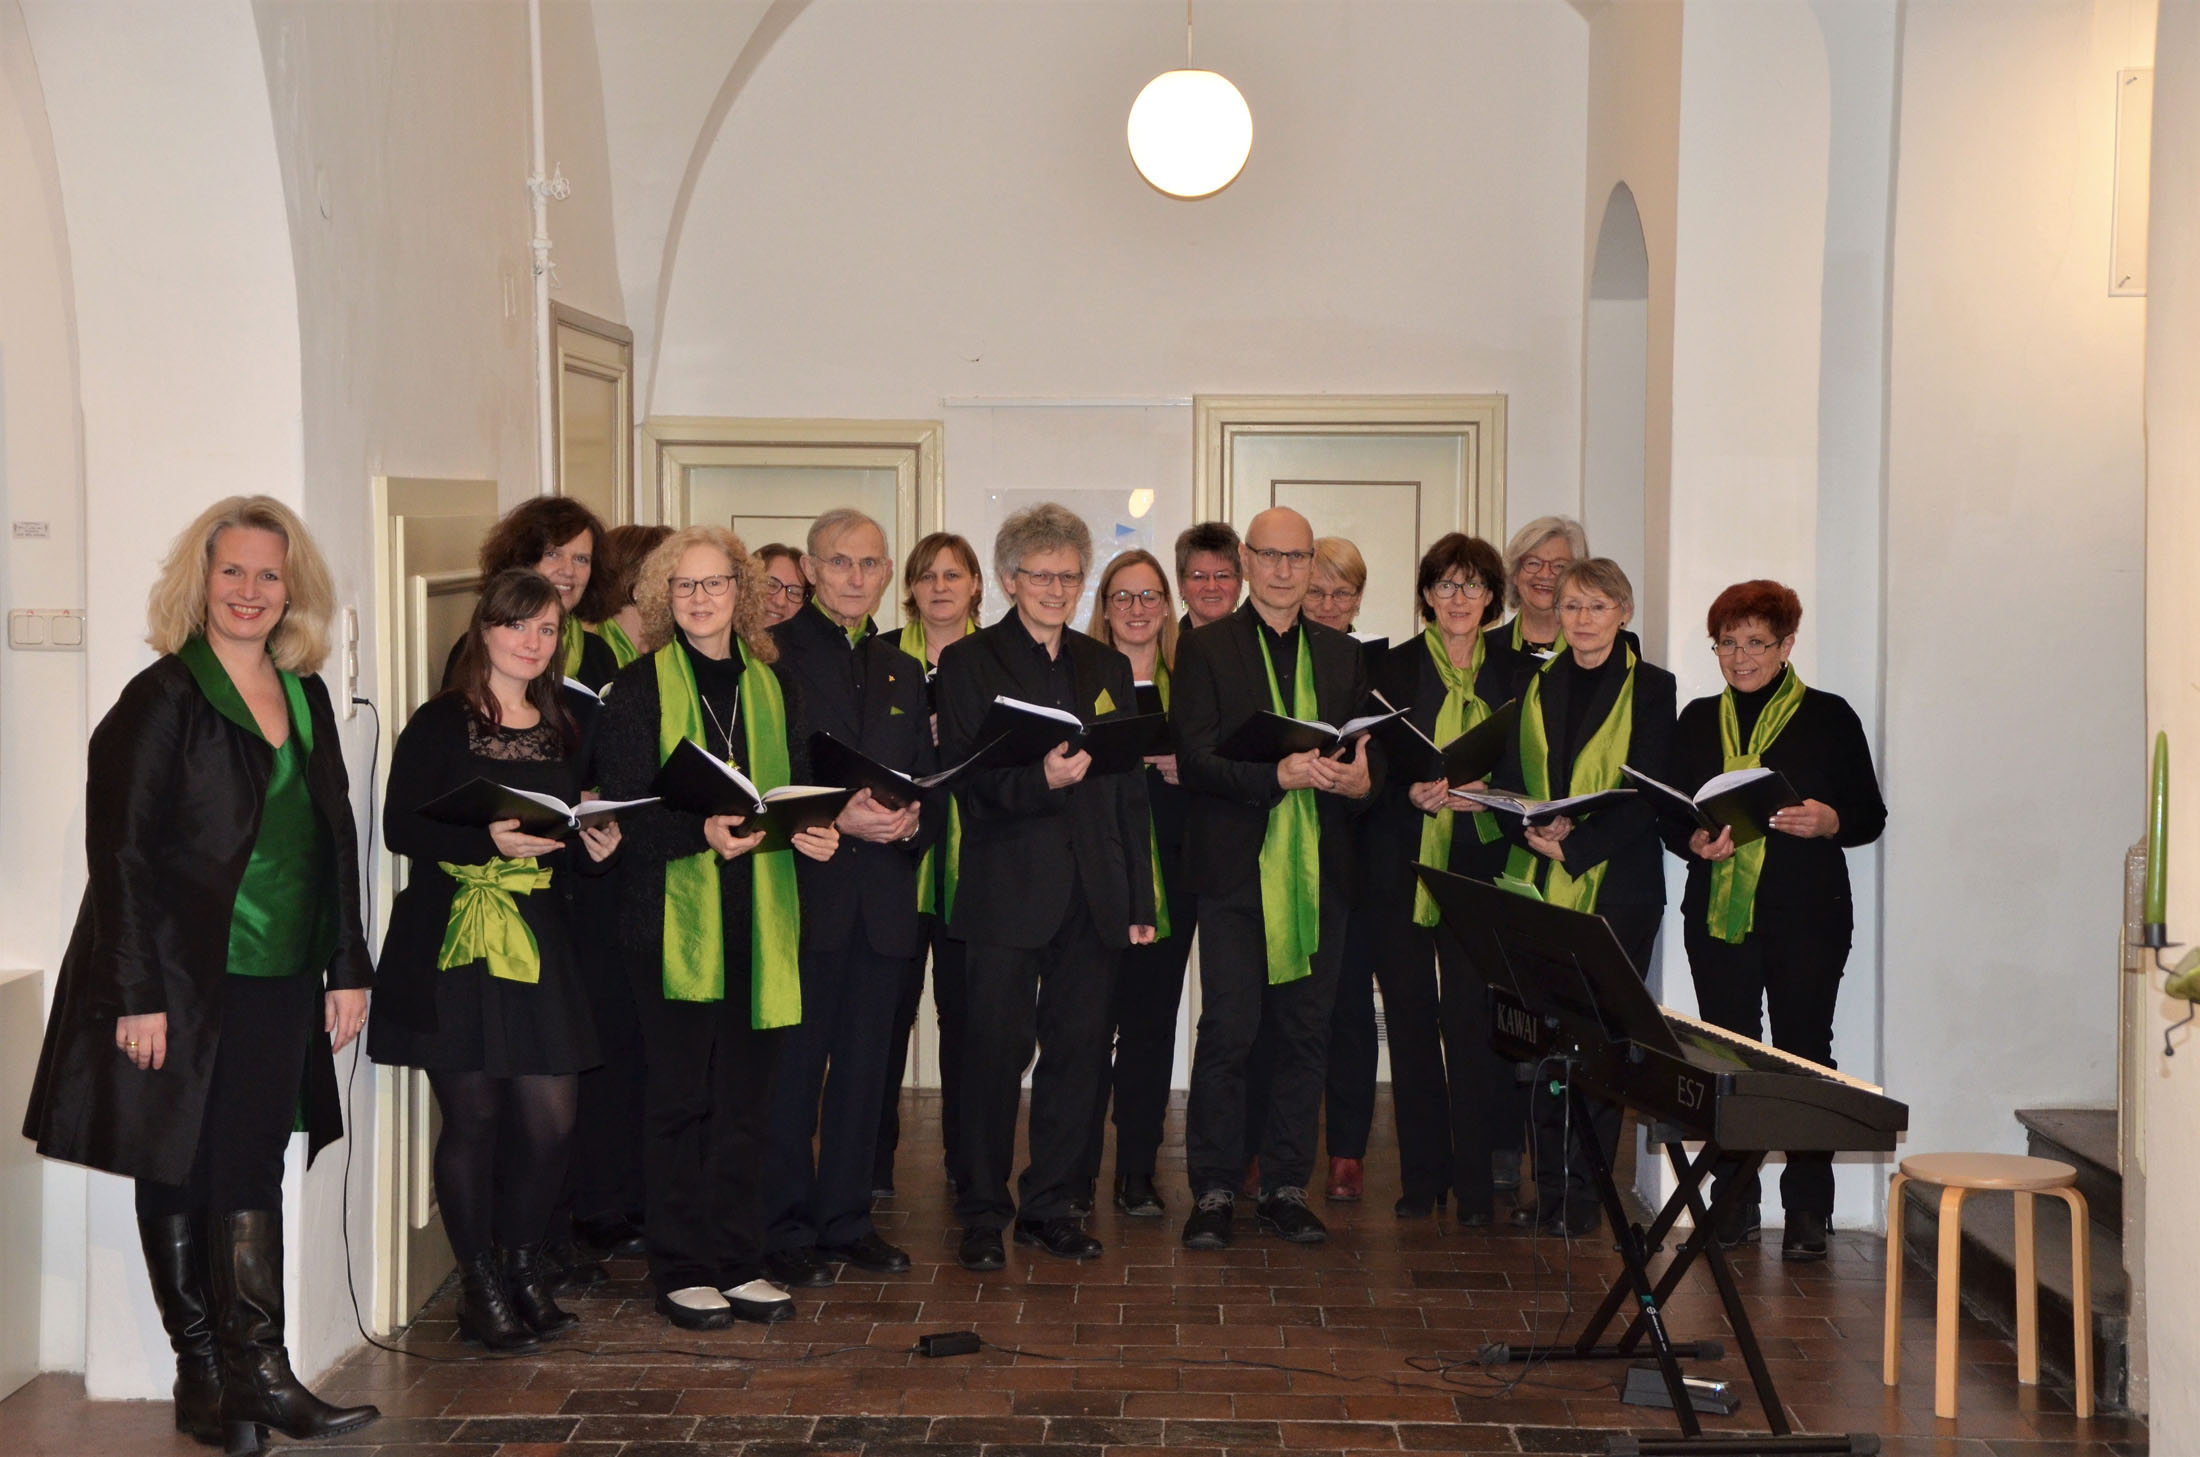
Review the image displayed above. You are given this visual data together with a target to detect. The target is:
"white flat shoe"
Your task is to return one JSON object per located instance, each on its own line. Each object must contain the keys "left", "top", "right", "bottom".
{"left": 655, "top": 1285, "right": 733, "bottom": 1330}
{"left": 721, "top": 1277, "right": 794, "bottom": 1324}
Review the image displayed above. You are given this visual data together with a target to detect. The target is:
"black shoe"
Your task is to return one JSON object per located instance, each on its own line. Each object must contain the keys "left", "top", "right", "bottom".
{"left": 957, "top": 1226, "right": 1006, "bottom": 1272}
{"left": 454, "top": 1253, "right": 539, "bottom": 1352}
{"left": 1491, "top": 1151, "right": 1522, "bottom": 1193}
{"left": 1395, "top": 1191, "right": 1446, "bottom": 1219}
{"left": 1781, "top": 1210, "right": 1829, "bottom": 1263}
{"left": 1456, "top": 1208, "right": 1494, "bottom": 1229}
{"left": 1182, "top": 1191, "right": 1234, "bottom": 1250}
{"left": 1256, "top": 1188, "right": 1328, "bottom": 1244}
{"left": 1065, "top": 1181, "right": 1096, "bottom": 1219}
{"left": 1512, "top": 1202, "right": 1599, "bottom": 1237}
{"left": 721, "top": 1277, "right": 796, "bottom": 1324}
{"left": 1114, "top": 1172, "right": 1165, "bottom": 1218}
{"left": 543, "top": 1236, "right": 608, "bottom": 1291}
{"left": 207, "top": 1211, "right": 379, "bottom": 1456}
{"left": 763, "top": 1248, "right": 837, "bottom": 1289}
{"left": 818, "top": 1232, "right": 911, "bottom": 1273}
{"left": 1713, "top": 1202, "right": 1763, "bottom": 1250}
{"left": 138, "top": 1213, "right": 222, "bottom": 1447}
{"left": 500, "top": 1245, "right": 579, "bottom": 1339}
{"left": 654, "top": 1287, "right": 733, "bottom": 1331}
{"left": 572, "top": 1214, "right": 647, "bottom": 1259}
{"left": 1014, "top": 1217, "right": 1102, "bottom": 1260}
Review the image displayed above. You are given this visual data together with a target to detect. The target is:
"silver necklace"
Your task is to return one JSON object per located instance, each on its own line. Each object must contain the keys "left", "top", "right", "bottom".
{"left": 698, "top": 687, "right": 737, "bottom": 756}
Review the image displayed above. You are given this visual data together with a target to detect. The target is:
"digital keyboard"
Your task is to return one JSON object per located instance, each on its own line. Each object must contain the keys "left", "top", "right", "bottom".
{"left": 1490, "top": 984, "right": 1909, "bottom": 1153}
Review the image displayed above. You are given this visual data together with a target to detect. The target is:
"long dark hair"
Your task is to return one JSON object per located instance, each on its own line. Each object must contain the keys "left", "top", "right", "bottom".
{"left": 445, "top": 568, "right": 578, "bottom": 751}
{"left": 478, "top": 497, "right": 613, "bottom": 624}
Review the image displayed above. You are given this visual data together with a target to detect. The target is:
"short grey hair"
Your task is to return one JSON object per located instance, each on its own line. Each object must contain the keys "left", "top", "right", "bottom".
{"left": 1556, "top": 557, "right": 1634, "bottom": 618}
{"left": 993, "top": 502, "right": 1093, "bottom": 583}
{"left": 807, "top": 507, "right": 886, "bottom": 558}
{"left": 1503, "top": 515, "right": 1591, "bottom": 610}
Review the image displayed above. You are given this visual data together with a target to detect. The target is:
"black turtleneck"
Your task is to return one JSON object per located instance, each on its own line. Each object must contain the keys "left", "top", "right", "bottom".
{"left": 1556, "top": 650, "right": 1619, "bottom": 753}
{"left": 679, "top": 634, "right": 746, "bottom": 761}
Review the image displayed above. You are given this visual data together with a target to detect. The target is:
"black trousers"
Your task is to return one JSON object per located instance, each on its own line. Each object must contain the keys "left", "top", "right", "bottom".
{"left": 631, "top": 962, "right": 784, "bottom": 1295}
{"left": 1185, "top": 880, "right": 1349, "bottom": 1197}
{"left": 136, "top": 971, "right": 319, "bottom": 1219}
{"left": 1080, "top": 891, "right": 1198, "bottom": 1186}
{"left": 766, "top": 914, "right": 912, "bottom": 1251}
{"left": 1529, "top": 904, "right": 1660, "bottom": 1217}
{"left": 1377, "top": 923, "right": 1521, "bottom": 1219}
{"left": 567, "top": 875, "right": 646, "bottom": 1226}
{"left": 1323, "top": 917, "right": 1379, "bottom": 1160}
{"left": 957, "top": 891, "right": 1115, "bottom": 1228}
{"left": 1684, "top": 916, "right": 1850, "bottom": 1217}
{"left": 878, "top": 915, "right": 968, "bottom": 1190}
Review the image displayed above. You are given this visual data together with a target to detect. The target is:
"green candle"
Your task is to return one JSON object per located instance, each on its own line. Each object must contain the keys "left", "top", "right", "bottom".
{"left": 2146, "top": 731, "right": 2169, "bottom": 927}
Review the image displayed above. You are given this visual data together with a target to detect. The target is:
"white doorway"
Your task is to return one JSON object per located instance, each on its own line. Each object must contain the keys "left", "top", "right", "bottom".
{"left": 1583, "top": 183, "right": 1650, "bottom": 640}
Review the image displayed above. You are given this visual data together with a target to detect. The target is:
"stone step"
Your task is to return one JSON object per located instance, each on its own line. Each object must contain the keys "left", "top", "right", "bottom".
{"left": 1897, "top": 1172, "right": 2130, "bottom": 1412}
{"left": 2015, "top": 1105, "right": 2120, "bottom": 1231}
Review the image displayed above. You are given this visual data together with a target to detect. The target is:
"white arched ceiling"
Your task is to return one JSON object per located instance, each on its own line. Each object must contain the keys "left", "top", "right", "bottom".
{"left": 1583, "top": 180, "right": 1648, "bottom": 592}
{"left": 591, "top": 0, "right": 810, "bottom": 417}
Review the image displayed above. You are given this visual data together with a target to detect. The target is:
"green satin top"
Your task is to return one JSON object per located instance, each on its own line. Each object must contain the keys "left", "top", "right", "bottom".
{"left": 178, "top": 635, "right": 335, "bottom": 979}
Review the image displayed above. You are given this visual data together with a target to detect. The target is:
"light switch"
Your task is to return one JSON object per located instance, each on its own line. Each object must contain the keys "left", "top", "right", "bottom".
{"left": 50, "top": 613, "right": 83, "bottom": 647}
{"left": 9, "top": 613, "right": 46, "bottom": 647}
{"left": 9, "top": 609, "right": 84, "bottom": 651}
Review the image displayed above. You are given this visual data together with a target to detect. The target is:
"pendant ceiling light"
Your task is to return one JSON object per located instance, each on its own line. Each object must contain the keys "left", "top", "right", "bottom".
{"left": 1126, "top": 1, "right": 1252, "bottom": 200}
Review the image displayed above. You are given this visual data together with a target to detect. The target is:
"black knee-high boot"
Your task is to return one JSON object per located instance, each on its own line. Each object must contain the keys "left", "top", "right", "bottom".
{"left": 207, "top": 1210, "right": 379, "bottom": 1456}
{"left": 137, "top": 1213, "right": 221, "bottom": 1447}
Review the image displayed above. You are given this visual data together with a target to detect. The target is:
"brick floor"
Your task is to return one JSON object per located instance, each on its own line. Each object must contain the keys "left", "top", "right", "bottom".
{"left": 0, "top": 1093, "right": 2147, "bottom": 1455}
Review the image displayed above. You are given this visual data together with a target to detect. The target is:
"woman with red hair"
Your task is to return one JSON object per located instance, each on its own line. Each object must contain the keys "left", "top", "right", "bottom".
{"left": 1670, "top": 580, "right": 1885, "bottom": 1263}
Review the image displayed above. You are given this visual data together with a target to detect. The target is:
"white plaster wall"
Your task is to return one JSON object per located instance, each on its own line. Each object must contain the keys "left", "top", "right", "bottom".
{"left": 647, "top": 0, "right": 1591, "bottom": 536}
{"left": 542, "top": 0, "right": 626, "bottom": 328}
{"left": 2143, "top": 7, "right": 2200, "bottom": 1449}
{"left": 0, "top": 0, "right": 88, "bottom": 1376}
{"left": 1881, "top": 0, "right": 2148, "bottom": 1160}
{"left": 18, "top": 0, "right": 306, "bottom": 1399}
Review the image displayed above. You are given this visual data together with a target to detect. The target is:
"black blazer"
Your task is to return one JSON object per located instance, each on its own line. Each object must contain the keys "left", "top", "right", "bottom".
{"left": 24, "top": 653, "right": 374, "bottom": 1186}
{"left": 1366, "top": 631, "right": 1534, "bottom": 892}
{"left": 769, "top": 607, "right": 940, "bottom": 957}
{"left": 1668, "top": 675, "right": 1886, "bottom": 936}
{"left": 935, "top": 619, "right": 1153, "bottom": 951}
{"left": 1491, "top": 647, "right": 1677, "bottom": 908}
{"left": 1173, "top": 603, "right": 1384, "bottom": 899}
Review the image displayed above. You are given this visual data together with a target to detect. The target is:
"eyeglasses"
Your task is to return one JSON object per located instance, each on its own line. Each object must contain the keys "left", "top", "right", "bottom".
{"left": 1713, "top": 637, "right": 1784, "bottom": 658}
{"left": 1560, "top": 599, "right": 1622, "bottom": 618}
{"left": 1184, "top": 569, "right": 1239, "bottom": 586}
{"left": 1426, "top": 579, "right": 1490, "bottom": 600}
{"left": 668, "top": 574, "right": 734, "bottom": 599}
{"left": 816, "top": 554, "right": 889, "bottom": 575}
{"left": 1247, "top": 547, "right": 1315, "bottom": 570}
{"left": 1016, "top": 568, "right": 1085, "bottom": 590}
{"left": 1518, "top": 555, "right": 1571, "bottom": 578}
{"left": 1303, "top": 586, "right": 1361, "bottom": 605}
{"left": 762, "top": 579, "right": 809, "bottom": 602}
{"left": 1108, "top": 588, "right": 1168, "bottom": 608}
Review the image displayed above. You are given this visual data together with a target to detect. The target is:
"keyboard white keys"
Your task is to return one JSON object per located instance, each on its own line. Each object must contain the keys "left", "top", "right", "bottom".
{"left": 1659, "top": 1006, "right": 1885, "bottom": 1094}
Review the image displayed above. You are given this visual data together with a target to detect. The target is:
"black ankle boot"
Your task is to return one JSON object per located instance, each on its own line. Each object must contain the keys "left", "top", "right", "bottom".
{"left": 207, "top": 1210, "right": 379, "bottom": 1456}
{"left": 138, "top": 1213, "right": 221, "bottom": 1447}
{"left": 455, "top": 1251, "right": 539, "bottom": 1351}
{"left": 501, "top": 1244, "right": 579, "bottom": 1338}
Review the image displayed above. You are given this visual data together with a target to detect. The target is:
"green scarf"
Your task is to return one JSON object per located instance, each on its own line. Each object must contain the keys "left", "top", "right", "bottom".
{"left": 1145, "top": 659, "right": 1173, "bottom": 941}
{"left": 1412, "top": 626, "right": 1500, "bottom": 927}
{"left": 816, "top": 597, "right": 871, "bottom": 646}
{"left": 1705, "top": 664, "right": 1807, "bottom": 943}
{"left": 1503, "top": 646, "right": 1637, "bottom": 912}
{"left": 594, "top": 618, "right": 641, "bottom": 669}
{"left": 437, "top": 858, "right": 553, "bottom": 983}
{"left": 653, "top": 640, "right": 802, "bottom": 1026}
{"left": 1511, "top": 615, "right": 1566, "bottom": 657}
{"left": 560, "top": 615, "right": 588, "bottom": 677}
{"left": 1255, "top": 626, "right": 1321, "bottom": 984}
{"left": 896, "top": 621, "right": 971, "bottom": 920}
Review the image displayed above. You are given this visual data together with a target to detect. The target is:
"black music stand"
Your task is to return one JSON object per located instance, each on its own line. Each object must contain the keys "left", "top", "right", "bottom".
{"left": 1415, "top": 866, "right": 1877, "bottom": 1457}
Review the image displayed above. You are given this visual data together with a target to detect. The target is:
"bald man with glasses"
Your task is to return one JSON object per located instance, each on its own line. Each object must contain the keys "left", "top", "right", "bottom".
{"left": 1172, "top": 507, "right": 1382, "bottom": 1250}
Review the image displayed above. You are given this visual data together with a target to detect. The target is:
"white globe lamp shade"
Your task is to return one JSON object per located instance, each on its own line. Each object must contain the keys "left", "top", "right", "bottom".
{"left": 1127, "top": 68, "right": 1252, "bottom": 199}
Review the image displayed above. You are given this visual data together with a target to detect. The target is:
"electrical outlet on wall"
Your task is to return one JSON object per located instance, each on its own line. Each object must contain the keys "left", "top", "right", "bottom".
{"left": 341, "top": 606, "right": 360, "bottom": 719}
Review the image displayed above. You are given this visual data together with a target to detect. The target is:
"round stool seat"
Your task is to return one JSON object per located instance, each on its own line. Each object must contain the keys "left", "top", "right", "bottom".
{"left": 1897, "top": 1153, "right": 2076, "bottom": 1192}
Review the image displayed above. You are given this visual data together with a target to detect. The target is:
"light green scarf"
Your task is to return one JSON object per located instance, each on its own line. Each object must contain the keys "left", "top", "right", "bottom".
{"left": 594, "top": 618, "right": 641, "bottom": 669}
{"left": 1511, "top": 615, "right": 1566, "bottom": 657}
{"left": 1256, "top": 626, "right": 1321, "bottom": 984}
{"left": 437, "top": 858, "right": 554, "bottom": 983}
{"left": 1705, "top": 664, "right": 1806, "bottom": 943}
{"left": 560, "top": 615, "right": 588, "bottom": 678}
{"left": 1503, "top": 646, "right": 1637, "bottom": 913}
{"left": 653, "top": 640, "right": 802, "bottom": 1026}
{"left": 896, "top": 621, "right": 973, "bottom": 920}
{"left": 1412, "top": 625, "right": 1501, "bottom": 927}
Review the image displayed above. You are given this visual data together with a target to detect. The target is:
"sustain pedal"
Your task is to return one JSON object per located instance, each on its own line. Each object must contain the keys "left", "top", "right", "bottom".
{"left": 1619, "top": 1361, "right": 1742, "bottom": 1416}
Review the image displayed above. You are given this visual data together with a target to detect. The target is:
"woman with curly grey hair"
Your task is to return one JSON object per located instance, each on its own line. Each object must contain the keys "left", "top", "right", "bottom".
{"left": 593, "top": 526, "right": 841, "bottom": 1330}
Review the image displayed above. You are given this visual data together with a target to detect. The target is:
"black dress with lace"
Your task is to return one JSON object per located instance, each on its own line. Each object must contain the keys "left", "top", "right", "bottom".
{"left": 367, "top": 694, "right": 605, "bottom": 1076}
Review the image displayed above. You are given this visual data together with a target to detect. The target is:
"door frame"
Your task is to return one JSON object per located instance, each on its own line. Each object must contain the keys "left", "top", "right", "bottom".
{"left": 640, "top": 417, "right": 945, "bottom": 543}
{"left": 1191, "top": 394, "right": 1507, "bottom": 542}
{"left": 551, "top": 304, "right": 636, "bottom": 524}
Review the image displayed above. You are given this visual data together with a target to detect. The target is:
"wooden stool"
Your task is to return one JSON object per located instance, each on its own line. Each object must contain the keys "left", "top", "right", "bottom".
{"left": 1882, "top": 1153, "right": 2092, "bottom": 1420}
